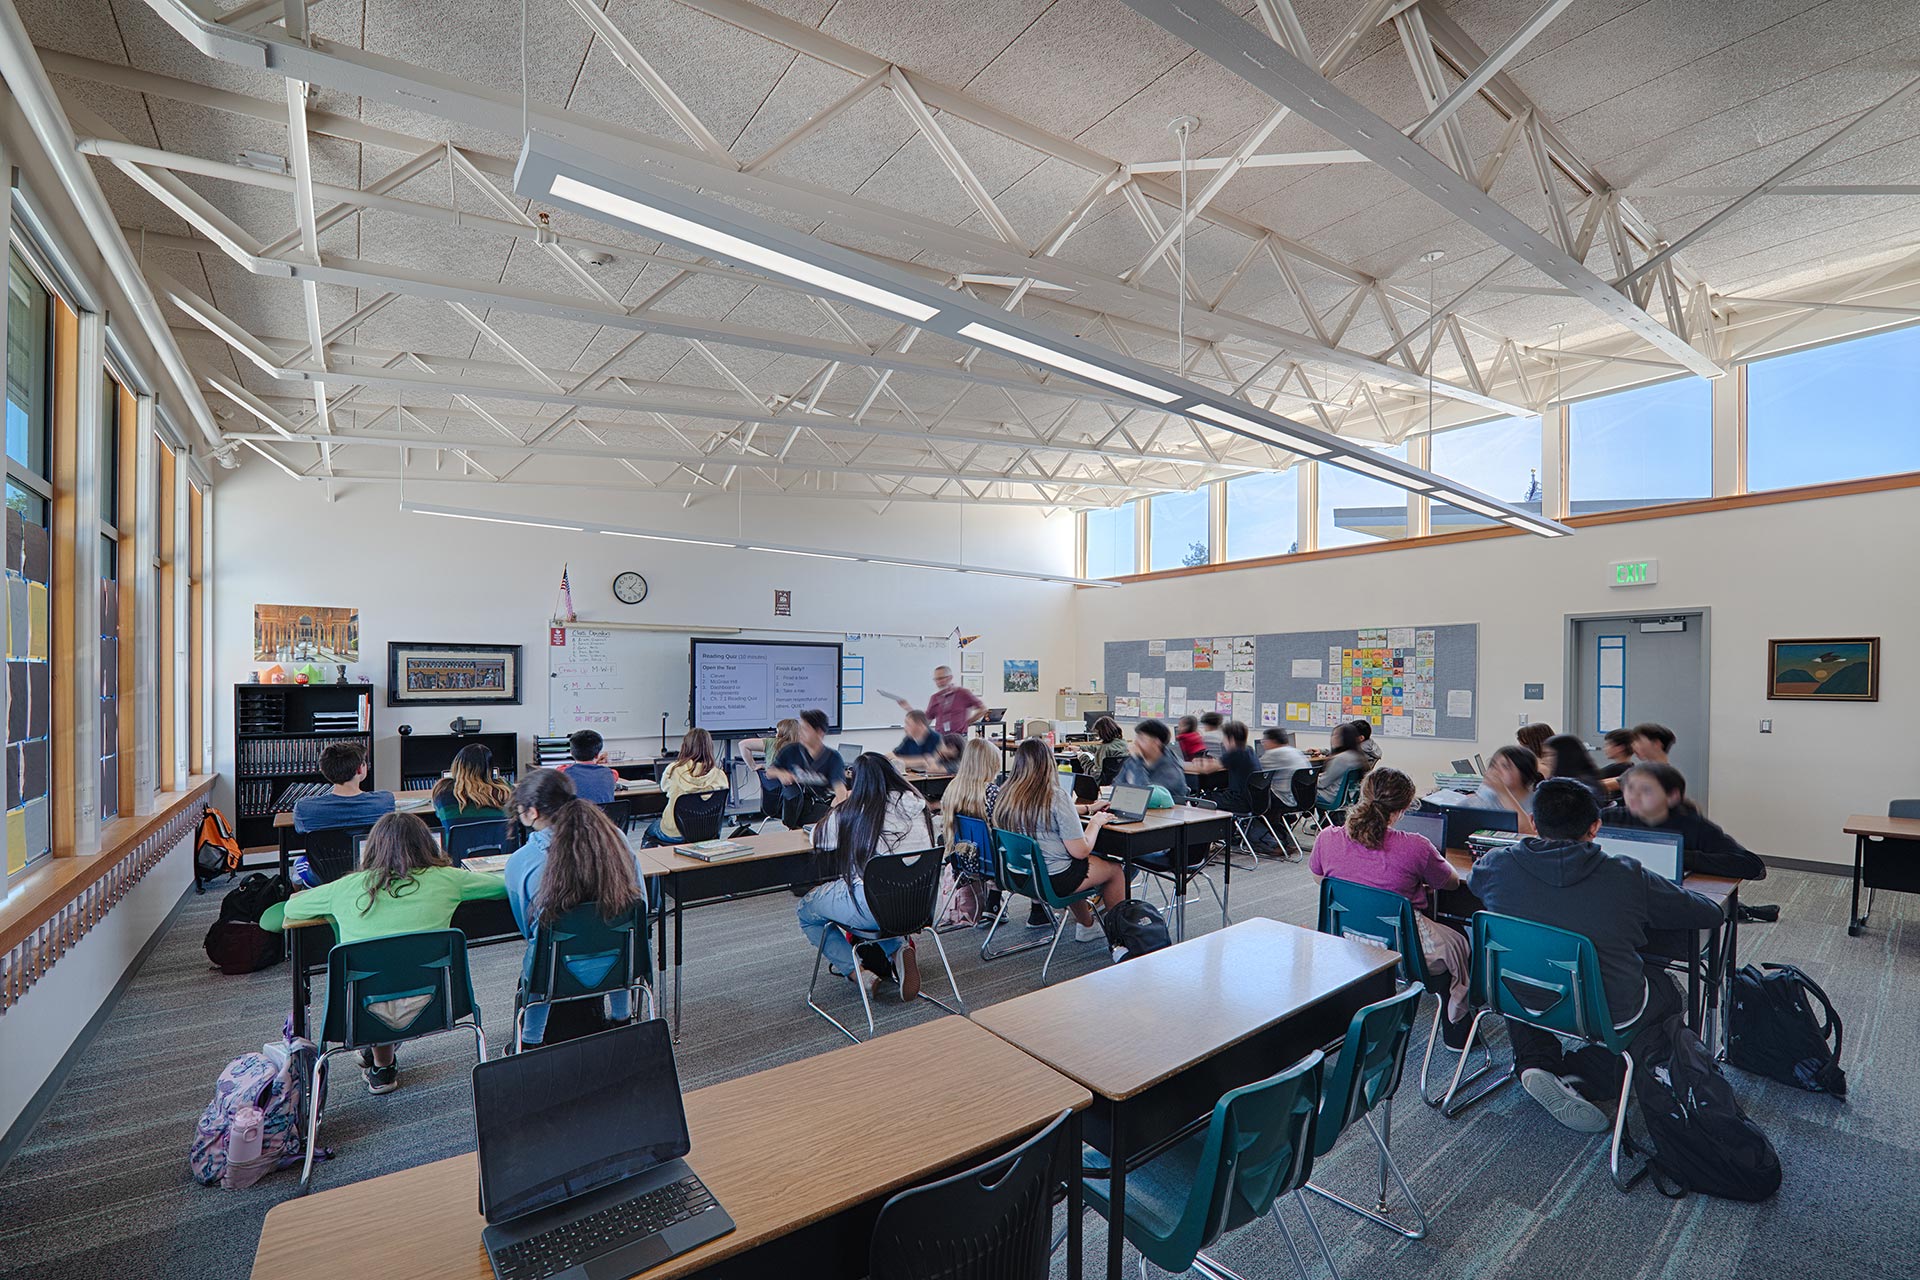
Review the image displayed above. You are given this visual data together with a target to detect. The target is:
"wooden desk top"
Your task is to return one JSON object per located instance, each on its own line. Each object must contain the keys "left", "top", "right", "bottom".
{"left": 1843, "top": 813, "right": 1920, "bottom": 839}
{"left": 272, "top": 782, "right": 660, "bottom": 829}
{"left": 638, "top": 826, "right": 814, "bottom": 876}
{"left": 250, "top": 1018, "right": 1088, "bottom": 1280}
{"left": 1441, "top": 849, "right": 1740, "bottom": 906}
{"left": 1104, "top": 804, "right": 1234, "bottom": 834}
{"left": 970, "top": 917, "right": 1398, "bottom": 1101}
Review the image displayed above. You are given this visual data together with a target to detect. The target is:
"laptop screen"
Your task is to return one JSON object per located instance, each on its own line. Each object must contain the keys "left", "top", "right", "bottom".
{"left": 1442, "top": 804, "right": 1518, "bottom": 852}
{"left": 1109, "top": 784, "right": 1151, "bottom": 818}
{"left": 1393, "top": 808, "right": 1446, "bottom": 852}
{"left": 1595, "top": 826, "right": 1686, "bottom": 882}
{"left": 473, "top": 1021, "right": 691, "bottom": 1225}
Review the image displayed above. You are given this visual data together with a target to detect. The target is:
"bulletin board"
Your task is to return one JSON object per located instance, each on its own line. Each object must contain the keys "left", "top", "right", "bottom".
{"left": 1102, "top": 624, "right": 1479, "bottom": 742}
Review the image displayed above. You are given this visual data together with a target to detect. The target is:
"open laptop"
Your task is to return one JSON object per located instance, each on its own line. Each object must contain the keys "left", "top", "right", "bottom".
{"left": 1393, "top": 808, "right": 1447, "bottom": 853}
{"left": 1450, "top": 758, "right": 1479, "bottom": 775}
{"left": 1595, "top": 825, "right": 1686, "bottom": 883}
{"left": 1107, "top": 783, "right": 1153, "bottom": 822}
{"left": 473, "top": 1020, "right": 734, "bottom": 1280}
{"left": 982, "top": 707, "right": 1008, "bottom": 724}
{"left": 1441, "top": 805, "right": 1519, "bottom": 853}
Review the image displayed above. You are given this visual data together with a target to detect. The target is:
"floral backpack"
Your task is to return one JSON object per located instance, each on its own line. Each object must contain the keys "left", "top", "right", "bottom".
{"left": 190, "top": 1036, "right": 324, "bottom": 1188}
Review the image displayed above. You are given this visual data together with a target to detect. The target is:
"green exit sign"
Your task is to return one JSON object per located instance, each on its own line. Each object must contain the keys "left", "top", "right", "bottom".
{"left": 1610, "top": 559, "right": 1659, "bottom": 587}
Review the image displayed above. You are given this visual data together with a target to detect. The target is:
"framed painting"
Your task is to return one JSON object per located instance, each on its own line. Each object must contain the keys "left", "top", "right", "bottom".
{"left": 254, "top": 603, "right": 359, "bottom": 662}
{"left": 1766, "top": 637, "right": 1878, "bottom": 702}
{"left": 387, "top": 642, "right": 523, "bottom": 706}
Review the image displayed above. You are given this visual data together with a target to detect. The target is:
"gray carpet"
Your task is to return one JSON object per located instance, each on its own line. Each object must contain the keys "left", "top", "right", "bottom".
{"left": 0, "top": 855, "right": 1911, "bottom": 1280}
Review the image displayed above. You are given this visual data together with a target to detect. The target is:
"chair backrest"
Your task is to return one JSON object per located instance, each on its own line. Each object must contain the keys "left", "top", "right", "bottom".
{"left": 1316, "top": 877, "right": 1431, "bottom": 987}
{"left": 597, "top": 798, "right": 635, "bottom": 832}
{"left": 1289, "top": 768, "right": 1318, "bottom": 812}
{"left": 443, "top": 818, "right": 509, "bottom": 865}
{"left": 1314, "top": 984, "right": 1424, "bottom": 1158}
{"left": 1891, "top": 799, "right": 1920, "bottom": 820}
{"left": 859, "top": 849, "right": 945, "bottom": 937}
{"left": 525, "top": 900, "right": 651, "bottom": 1002}
{"left": 673, "top": 788, "right": 729, "bottom": 843}
{"left": 951, "top": 813, "right": 1000, "bottom": 882}
{"left": 1320, "top": 768, "right": 1363, "bottom": 810}
{"left": 1071, "top": 774, "right": 1100, "bottom": 805}
{"left": 1097, "top": 754, "right": 1123, "bottom": 786}
{"left": 1469, "top": 911, "right": 1627, "bottom": 1052}
{"left": 301, "top": 826, "right": 372, "bottom": 884}
{"left": 320, "top": 928, "right": 480, "bottom": 1049}
{"left": 783, "top": 787, "right": 833, "bottom": 831}
{"left": 1163, "top": 1052, "right": 1325, "bottom": 1271}
{"left": 1238, "top": 770, "right": 1274, "bottom": 817}
{"left": 869, "top": 1110, "right": 1073, "bottom": 1280}
{"left": 991, "top": 828, "right": 1061, "bottom": 906}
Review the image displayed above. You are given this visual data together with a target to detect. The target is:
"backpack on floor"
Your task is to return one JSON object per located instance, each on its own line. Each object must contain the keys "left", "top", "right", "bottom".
{"left": 195, "top": 806, "right": 244, "bottom": 880}
{"left": 935, "top": 855, "right": 984, "bottom": 930}
{"left": 190, "top": 1038, "right": 323, "bottom": 1188}
{"left": 1102, "top": 898, "right": 1172, "bottom": 963}
{"left": 1631, "top": 1015, "right": 1782, "bottom": 1202}
{"left": 205, "top": 873, "right": 290, "bottom": 975}
{"left": 1727, "top": 962, "right": 1847, "bottom": 1097}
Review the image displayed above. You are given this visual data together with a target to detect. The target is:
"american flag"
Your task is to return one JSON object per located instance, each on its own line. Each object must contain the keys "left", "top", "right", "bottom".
{"left": 559, "top": 563, "right": 576, "bottom": 621}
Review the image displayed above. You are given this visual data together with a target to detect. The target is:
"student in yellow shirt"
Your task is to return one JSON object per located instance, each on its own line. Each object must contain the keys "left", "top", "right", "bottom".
{"left": 643, "top": 728, "right": 731, "bottom": 846}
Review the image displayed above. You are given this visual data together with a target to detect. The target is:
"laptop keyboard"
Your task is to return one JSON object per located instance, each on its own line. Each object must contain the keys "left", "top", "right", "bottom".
{"left": 492, "top": 1174, "right": 719, "bottom": 1280}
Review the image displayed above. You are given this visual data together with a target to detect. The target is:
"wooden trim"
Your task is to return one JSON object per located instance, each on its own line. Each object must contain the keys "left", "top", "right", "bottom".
{"left": 156, "top": 443, "right": 176, "bottom": 791}
{"left": 117, "top": 384, "right": 137, "bottom": 817}
{"left": 49, "top": 300, "right": 78, "bottom": 855}
{"left": 1088, "top": 468, "right": 1920, "bottom": 586}
{"left": 0, "top": 775, "right": 213, "bottom": 959}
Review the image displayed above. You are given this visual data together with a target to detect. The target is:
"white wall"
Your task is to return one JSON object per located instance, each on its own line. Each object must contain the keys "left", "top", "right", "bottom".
{"left": 1074, "top": 486, "right": 1920, "bottom": 868}
{"left": 0, "top": 834, "right": 192, "bottom": 1145}
{"left": 212, "top": 471, "right": 1079, "bottom": 795}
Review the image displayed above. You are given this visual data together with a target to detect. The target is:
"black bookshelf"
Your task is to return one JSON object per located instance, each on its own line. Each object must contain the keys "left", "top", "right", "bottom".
{"left": 397, "top": 731, "right": 518, "bottom": 792}
{"left": 233, "top": 682, "right": 374, "bottom": 849}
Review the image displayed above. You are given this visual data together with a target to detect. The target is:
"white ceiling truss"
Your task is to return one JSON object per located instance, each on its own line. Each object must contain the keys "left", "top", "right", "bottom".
{"left": 18, "top": 0, "right": 1920, "bottom": 511}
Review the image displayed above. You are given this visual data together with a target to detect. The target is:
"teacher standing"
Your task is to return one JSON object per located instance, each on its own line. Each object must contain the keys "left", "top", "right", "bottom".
{"left": 896, "top": 665, "right": 986, "bottom": 736}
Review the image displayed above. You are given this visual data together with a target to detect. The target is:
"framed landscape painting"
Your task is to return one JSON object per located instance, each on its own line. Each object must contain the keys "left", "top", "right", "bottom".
{"left": 1767, "top": 638, "right": 1878, "bottom": 702}
{"left": 387, "top": 642, "right": 523, "bottom": 706}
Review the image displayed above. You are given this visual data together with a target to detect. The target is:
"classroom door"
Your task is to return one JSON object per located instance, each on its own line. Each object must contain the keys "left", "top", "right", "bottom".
{"left": 1567, "top": 611, "right": 1710, "bottom": 807}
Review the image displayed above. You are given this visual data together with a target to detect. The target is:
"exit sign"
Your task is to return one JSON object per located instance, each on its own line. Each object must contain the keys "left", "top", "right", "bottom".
{"left": 1610, "top": 559, "right": 1658, "bottom": 587}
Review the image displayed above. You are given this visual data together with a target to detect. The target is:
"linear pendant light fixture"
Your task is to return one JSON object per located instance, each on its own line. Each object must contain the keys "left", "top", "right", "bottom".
{"left": 400, "top": 501, "right": 1122, "bottom": 586}
{"left": 512, "top": 133, "right": 1570, "bottom": 537}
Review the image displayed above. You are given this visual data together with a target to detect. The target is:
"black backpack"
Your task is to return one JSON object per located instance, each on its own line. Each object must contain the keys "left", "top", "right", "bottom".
{"left": 1102, "top": 899, "right": 1171, "bottom": 962}
{"left": 204, "top": 874, "right": 290, "bottom": 975}
{"left": 1631, "top": 1015, "right": 1782, "bottom": 1202}
{"left": 1728, "top": 962, "right": 1846, "bottom": 1097}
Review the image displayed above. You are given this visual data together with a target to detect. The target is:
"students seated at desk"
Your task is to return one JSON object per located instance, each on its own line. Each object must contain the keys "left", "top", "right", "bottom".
{"left": 1632, "top": 722, "right": 1676, "bottom": 765}
{"left": 745, "top": 718, "right": 799, "bottom": 817}
{"left": 1517, "top": 722, "right": 1555, "bottom": 761}
{"left": 431, "top": 743, "right": 510, "bottom": 826}
{"left": 1469, "top": 745, "right": 1540, "bottom": 832}
{"left": 1469, "top": 780, "right": 1722, "bottom": 1132}
{"left": 557, "top": 729, "right": 619, "bottom": 804}
{"left": 1603, "top": 762, "right": 1766, "bottom": 880}
{"left": 944, "top": 738, "right": 1000, "bottom": 824}
{"left": 1198, "top": 711, "right": 1226, "bottom": 756}
{"left": 1115, "top": 719, "right": 1189, "bottom": 803}
{"left": 1174, "top": 715, "right": 1206, "bottom": 761}
{"left": 505, "top": 769, "right": 646, "bottom": 1047}
{"left": 1259, "top": 727, "right": 1311, "bottom": 802}
{"left": 1308, "top": 768, "right": 1470, "bottom": 1039}
{"left": 1085, "top": 716, "right": 1129, "bottom": 784}
{"left": 1597, "top": 728, "right": 1635, "bottom": 790}
{"left": 1351, "top": 717, "right": 1382, "bottom": 765}
{"left": 1543, "top": 733, "right": 1606, "bottom": 804}
{"left": 993, "top": 739, "right": 1125, "bottom": 944}
{"left": 893, "top": 710, "right": 943, "bottom": 760}
{"left": 644, "top": 728, "right": 729, "bottom": 847}
{"left": 767, "top": 709, "right": 844, "bottom": 807}
{"left": 262, "top": 811, "right": 507, "bottom": 1093}
{"left": 1316, "top": 722, "right": 1369, "bottom": 805}
{"left": 796, "top": 753, "right": 935, "bottom": 1000}
{"left": 291, "top": 741, "right": 395, "bottom": 832}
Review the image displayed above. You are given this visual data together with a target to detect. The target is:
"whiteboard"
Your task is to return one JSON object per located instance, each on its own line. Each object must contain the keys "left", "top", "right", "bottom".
{"left": 547, "top": 626, "right": 959, "bottom": 747}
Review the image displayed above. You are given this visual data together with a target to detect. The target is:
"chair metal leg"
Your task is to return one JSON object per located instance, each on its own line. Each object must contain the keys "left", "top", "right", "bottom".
{"left": 512, "top": 1006, "right": 525, "bottom": 1056}
{"left": 804, "top": 929, "right": 867, "bottom": 1044}
{"left": 1610, "top": 1049, "right": 1637, "bottom": 1193}
{"left": 1304, "top": 1100, "right": 1431, "bottom": 1240}
{"left": 1417, "top": 994, "right": 1493, "bottom": 1108}
{"left": 1264, "top": 1204, "right": 1317, "bottom": 1280}
{"left": 1436, "top": 1009, "right": 1515, "bottom": 1117}
{"left": 298, "top": 1047, "right": 335, "bottom": 1194}
{"left": 979, "top": 890, "right": 1053, "bottom": 962}
{"left": 915, "top": 926, "right": 968, "bottom": 1017}
{"left": 471, "top": 1022, "right": 488, "bottom": 1064}
{"left": 1293, "top": 1190, "right": 1342, "bottom": 1280}
{"left": 1038, "top": 912, "right": 1074, "bottom": 985}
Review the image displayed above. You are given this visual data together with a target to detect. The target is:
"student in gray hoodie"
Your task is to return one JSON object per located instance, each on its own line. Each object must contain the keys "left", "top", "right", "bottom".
{"left": 1469, "top": 779, "right": 1723, "bottom": 1133}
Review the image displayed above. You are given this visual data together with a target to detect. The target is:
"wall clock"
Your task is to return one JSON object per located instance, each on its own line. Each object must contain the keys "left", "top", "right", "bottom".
{"left": 612, "top": 571, "right": 649, "bottom": 605}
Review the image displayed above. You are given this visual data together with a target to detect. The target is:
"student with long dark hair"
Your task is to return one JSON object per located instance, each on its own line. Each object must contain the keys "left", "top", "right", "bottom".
{"left": 1543, "top": 733, "right": 1606, "bottom": 803}
{"left": 431, "top": 742, "right": 511, "bottom": 825}
{"left": 269, "top": 810, "right": 506, "bottom": 1092}
{"left": 1517, "top": 722, "right": 1555, "bottom": 761}
{"left": 1604, "top": 762, "right": 1766, "bottom": 880}
{"left": 1470, "top": 745, "right": 1541, "bottom": 832}
{"left": 796, "top": 753, "right": 935, "bottom": 999}
{"left": 1309, "top": 768, "right": 1471, "bottom": 1041}
{"left": 1317, "top": 721, "right": 1369, "bottom": 805}
{"left": 993, "top": 738, "right": 1125, "bottom": 943}
{"left": 505, "top": 770, "right": 648, "bottom": 1046}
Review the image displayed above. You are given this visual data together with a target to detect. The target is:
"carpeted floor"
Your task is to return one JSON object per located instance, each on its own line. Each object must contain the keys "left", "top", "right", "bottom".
{"left": 0, "top": 853, "right": 1911, "bottom": 1280}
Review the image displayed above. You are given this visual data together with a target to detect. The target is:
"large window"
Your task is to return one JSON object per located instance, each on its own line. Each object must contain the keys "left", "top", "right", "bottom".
{"left": 1318, "top": 444, "right": 1409, "bottom": 548}
{"left": 1569, "top": 377, "right": 1711, "bottom": 511}
{"left": 1148, "top": 489, "right": 1210, "bottom": 571}
{"left": 1748, "top": 326, "right": 1920, "bottom": 491}
{"left": 1083, "top": 502, "right": 1137, "bottom": 578}
{"left": 99, "top": 372, "right": 122, "bottom": 820}
{"left": 157, "top": 440, "right": 176, "bottom": 791}
{"left": 5, "top": 252, "right": 53, "bottom": 875}
{"left": 1225, "top": 470, "right": 1298, "bottom": 560}
{"left": 1429, "top": 415, "right": 1542, "bottom": 527}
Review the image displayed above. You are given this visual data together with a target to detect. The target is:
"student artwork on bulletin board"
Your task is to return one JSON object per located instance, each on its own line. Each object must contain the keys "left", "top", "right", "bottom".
{"left": 1003, "top": 659, "right": 1039, "bottom": 693}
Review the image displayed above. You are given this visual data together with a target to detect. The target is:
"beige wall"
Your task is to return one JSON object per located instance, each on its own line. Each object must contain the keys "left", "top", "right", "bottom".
{"left": 1073, "top": 487, "right": 1920, "bottom": 867}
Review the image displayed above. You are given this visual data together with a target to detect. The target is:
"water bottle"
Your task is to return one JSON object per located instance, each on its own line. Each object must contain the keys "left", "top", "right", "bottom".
{"left": 227, "top": 1105, "right": 264, "bottom": 1166}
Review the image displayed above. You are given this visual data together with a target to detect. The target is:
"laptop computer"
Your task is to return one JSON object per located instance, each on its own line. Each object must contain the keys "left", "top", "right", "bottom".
{"left": 1107, "top": 783, "right": 1152, "bottom": 822}
{"left": 1595, "top": 825, "right": 1686, "bottom": 883}
{"left": 1441, "top": 804, "right": 1519, "bottom": 853}
{"left": 1392, "top": 808, "right": 1447, "bottom": 852}
{"left": 1450, "top": 757, "right": 1479, "bottom": 775}
{"left": 982, "top": 707, "right": 1008, "bottom": 723}
{"left": 473, "top": 1020, "right": 734, "bottom": 1280}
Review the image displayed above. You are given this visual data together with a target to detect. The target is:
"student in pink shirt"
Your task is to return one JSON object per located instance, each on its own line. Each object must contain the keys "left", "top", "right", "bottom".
{"left": 1309, "top": 767, "right": 1472, "bottom": 1043}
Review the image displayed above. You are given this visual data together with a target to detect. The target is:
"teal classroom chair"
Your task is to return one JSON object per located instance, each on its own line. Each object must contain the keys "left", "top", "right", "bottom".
{"left": 1083, "top": 1051, "right": 1335, "bottom": 1280}
{"left": 1315, "top": 878, "right": 1504, "bottom": 1116}
{"left": 1446, "top": 911, "right": 1644, "bottom": 1191}
{"left": 1305, "top": 984, "right": 1431, "bottom": 1241}
{"left": 992, "top": 828, "right": 1107, "bottom": 985}
{"left": 514, "top": 900, "right": 655, "bottom": 1052}
{"left": 1309, "top": 771, "right": 1363, "bottom": 835}
{"left": 301, "top": 929, "right": 486, "bottom": 1192}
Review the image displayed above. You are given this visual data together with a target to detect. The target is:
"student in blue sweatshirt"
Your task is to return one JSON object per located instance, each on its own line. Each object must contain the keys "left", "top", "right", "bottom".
{"left": 292, "top": 741, "right": 395, "bottom": 832}
{"left": 558, "top": 728, "right": 619, "bottom": 803}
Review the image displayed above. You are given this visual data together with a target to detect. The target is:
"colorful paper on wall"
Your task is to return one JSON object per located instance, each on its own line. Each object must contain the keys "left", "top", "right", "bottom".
{"left": 1260, "top": 702, "right": 1280, "bottom": 727}
{"left": 1387, "top": 627, "right": 1415, "bottom": 650}
{"left": 1140, "top": 698, "right": 1166, "bottom": 718}
{"left": 1192, "top": 641, "right": 1217, "bottom": 670}
{"left": 1310, "top": 703, "right": 1339, "bottom": 727}
{"left": 1115, "top": 696, "right": 1141, "bottom": 718}
{"left": 1383, "top": 715, "right": 1413, "bottom": 738}
{"left": 1285, "top": 702, "right": 1310, "bottom": 722}
{"left": 1231, "top": 637, "right": 1256, "bottom": 670}
{"left": 1214, "top": 690, "right": 1233, "bottom": 714}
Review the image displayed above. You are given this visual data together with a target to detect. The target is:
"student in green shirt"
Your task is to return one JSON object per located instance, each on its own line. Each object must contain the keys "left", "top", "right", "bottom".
{"left": 261, "top": 810, "right": 506, "bottom": 1094}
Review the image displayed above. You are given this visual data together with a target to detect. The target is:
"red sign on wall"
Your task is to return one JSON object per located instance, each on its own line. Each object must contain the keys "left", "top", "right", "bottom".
{"left": 549, "top": 626, "right": 567, "bottom": 646}
{"left": 773, "top": 590, "right": 792, "bottom": 617}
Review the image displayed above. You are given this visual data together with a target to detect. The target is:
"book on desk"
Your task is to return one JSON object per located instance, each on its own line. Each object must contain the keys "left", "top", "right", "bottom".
{"left": 677, "top": 839, "right": 757, "bottom": 862}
